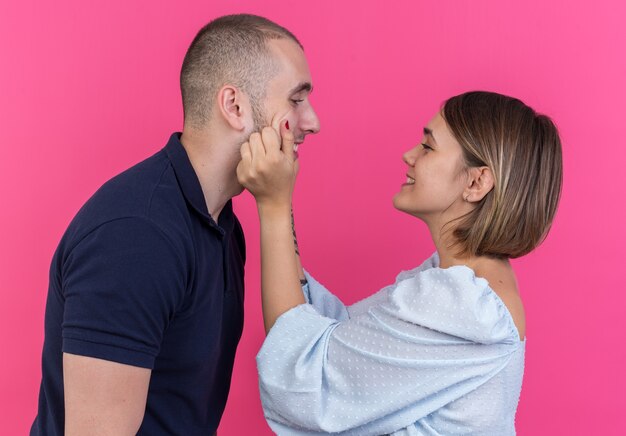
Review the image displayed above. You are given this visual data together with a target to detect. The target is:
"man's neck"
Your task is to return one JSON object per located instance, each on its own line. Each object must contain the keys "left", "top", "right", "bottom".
{"left": 180, "top": 129, "right": 241, "bottom": 222}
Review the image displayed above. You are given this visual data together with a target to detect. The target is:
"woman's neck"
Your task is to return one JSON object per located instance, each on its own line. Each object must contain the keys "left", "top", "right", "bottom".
{"left": 428, "top": 221, "right": 506, "bottom": 271}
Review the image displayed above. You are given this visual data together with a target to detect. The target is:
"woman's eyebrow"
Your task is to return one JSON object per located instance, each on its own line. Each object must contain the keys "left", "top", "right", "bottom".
{"left": 423, "top": 127, "right": 437, "bottom": 144}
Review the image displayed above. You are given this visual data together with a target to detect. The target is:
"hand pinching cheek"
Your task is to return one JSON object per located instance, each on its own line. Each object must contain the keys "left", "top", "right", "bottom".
{"left": 271, "top": 111, "right": 295, "bottom": 152}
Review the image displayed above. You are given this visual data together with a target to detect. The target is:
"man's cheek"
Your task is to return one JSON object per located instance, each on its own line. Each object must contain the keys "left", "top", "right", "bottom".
{"left": 270, "top": 109, "right": 295, "bottom": 131}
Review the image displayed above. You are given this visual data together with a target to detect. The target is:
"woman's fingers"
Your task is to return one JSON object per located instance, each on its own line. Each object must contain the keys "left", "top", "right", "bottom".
{"left": 236, "top": 141, "right": 252, "bottom": 186}
{"left": 280, "top": 121, "right": 296, "bottom": 161}
{"left": 258, "top": 121, "right": 296, "bottom": 160}
{"left": 240, "top": 140, "right": 252, "bottom": 161}
{"left": 261, "top": 127, "right": 281, "bottom": 158}
{"left": 270, "top": 111, "right": 291, "bottom": 134}
{"left": 249, "top": 131, "right": 266, "bottom": 161}
{"left": 238, "top": 122, "right": 298, "bottom": 204}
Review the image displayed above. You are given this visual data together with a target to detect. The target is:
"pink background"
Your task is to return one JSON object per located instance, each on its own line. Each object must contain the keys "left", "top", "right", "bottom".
{"left": 2, "top": 0, "right": 625, "bottom": 434}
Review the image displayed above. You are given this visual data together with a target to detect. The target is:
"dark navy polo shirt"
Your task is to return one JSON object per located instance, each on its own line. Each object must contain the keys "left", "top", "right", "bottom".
{"left": 31, "top": 133, "right": 245, "bottom": 435}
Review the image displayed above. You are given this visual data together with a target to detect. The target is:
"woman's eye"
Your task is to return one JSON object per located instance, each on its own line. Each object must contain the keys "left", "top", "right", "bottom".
{"left": 421, "top": 143, "right": 432, "bottom": 151}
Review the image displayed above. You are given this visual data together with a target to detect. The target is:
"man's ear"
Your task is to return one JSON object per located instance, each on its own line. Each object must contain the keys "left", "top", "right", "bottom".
{"left": 464, "top": 166, "right": 495, "bottom": 203}
{"left": 216, "top": 85, "right": 249, "bottom": 131}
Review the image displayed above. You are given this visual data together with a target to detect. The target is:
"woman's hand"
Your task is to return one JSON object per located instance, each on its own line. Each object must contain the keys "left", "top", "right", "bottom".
{"left": 237, "top": 121, "right": 305, "bottom": 333}
{"left": 237, "top": 121, "right": 298, "bottom": 211}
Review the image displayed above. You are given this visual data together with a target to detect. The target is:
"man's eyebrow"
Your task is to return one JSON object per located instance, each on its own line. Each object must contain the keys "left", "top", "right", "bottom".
{"left": 289, "top": 82, "right": 313, "bottom": 95}
{"left": 423, "top": 127, "right": 437, "bottom": 144}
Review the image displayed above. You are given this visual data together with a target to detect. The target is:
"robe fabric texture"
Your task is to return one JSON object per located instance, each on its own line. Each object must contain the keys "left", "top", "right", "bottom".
{"left": 257, "top": 253, "right": 525, "bottom": 435}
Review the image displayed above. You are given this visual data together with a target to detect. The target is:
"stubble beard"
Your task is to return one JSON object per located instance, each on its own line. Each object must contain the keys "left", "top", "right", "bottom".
{"left": 250, "top": 90, "right": 270, "bottom": 134}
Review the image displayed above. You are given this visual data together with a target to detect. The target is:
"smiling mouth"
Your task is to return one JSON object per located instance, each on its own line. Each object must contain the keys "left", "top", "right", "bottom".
{"left": 293, "top": 139, "right": 304, "bottom": 153}
{"left": 404, "top": 175, "right": 415, "bottom": 185}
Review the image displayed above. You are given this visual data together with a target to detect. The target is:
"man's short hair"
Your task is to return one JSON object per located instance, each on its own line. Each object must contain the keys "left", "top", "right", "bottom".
{"left": 180, "top": 14, "right": 302, "bottom": 129}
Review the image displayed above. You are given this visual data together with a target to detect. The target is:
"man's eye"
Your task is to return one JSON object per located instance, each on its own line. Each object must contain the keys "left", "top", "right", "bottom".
{"left": 290, "top": 99, "right": 304, "bottom": 106}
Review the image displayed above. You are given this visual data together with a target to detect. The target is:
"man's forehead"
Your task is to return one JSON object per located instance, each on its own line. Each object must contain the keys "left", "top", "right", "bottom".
{"left": 267, "top": 37, "right": 306, "bottom": 57}
{"left": 267, "top": 38, "right": 312, "bottom": 84}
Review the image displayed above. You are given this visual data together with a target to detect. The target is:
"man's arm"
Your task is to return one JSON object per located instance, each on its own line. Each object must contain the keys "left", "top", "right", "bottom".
{"left": 63, "top": 353, "right": 151, "bottom": 435}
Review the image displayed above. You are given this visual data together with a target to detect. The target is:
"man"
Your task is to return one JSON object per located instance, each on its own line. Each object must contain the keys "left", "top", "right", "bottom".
{"left": 31, "top": 14, "right": 319, "bottom": 435}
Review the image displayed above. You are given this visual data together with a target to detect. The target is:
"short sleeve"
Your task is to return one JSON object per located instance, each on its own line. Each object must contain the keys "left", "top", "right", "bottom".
{"left": 257, "top": 267, "right": 521, "bottom": 435}
{"left": 61, "top": 217, "right": 187, "bottom": 369}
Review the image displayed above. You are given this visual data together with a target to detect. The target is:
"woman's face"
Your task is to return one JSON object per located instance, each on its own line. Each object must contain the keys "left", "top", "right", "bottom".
{"left": 393, "top": 112, "right": 470, "bottom": 225}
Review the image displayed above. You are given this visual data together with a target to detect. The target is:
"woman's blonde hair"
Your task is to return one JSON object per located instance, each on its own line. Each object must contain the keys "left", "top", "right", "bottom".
{"left": 443, "top": 91, "right": 563, "bottom": 259}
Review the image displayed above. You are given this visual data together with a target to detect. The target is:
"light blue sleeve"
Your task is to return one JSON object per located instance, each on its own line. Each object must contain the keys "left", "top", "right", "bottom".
{"left": 302, "top": 271, "right": 392, "bottom": 321}
{"left": 258, "top": 267, "right": 521, "bottom": 435}
{"left": 302, "top": 255, "right": 437, "bottom": 321}
{"left": 301, "top": 271, "right": 349, "bottom": 321}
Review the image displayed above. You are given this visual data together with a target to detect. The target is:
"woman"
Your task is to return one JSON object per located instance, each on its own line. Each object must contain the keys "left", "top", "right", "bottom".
{"left": 237, "top": 91, "right": 562, "bottom": 435}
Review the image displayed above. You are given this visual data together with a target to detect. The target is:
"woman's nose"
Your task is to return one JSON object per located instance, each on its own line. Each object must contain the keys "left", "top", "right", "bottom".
{"left": 402, "top": 147, "right": 418, "bottom": 166}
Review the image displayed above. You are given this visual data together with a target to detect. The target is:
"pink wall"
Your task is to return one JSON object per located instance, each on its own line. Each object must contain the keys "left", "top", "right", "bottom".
{"left": 2, "top": 0, "right": 624, "bottom": 434}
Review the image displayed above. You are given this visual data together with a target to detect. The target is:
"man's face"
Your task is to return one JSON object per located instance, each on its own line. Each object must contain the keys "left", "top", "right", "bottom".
{"left": 255, "top": 38, "right": 320, "bottom": 150}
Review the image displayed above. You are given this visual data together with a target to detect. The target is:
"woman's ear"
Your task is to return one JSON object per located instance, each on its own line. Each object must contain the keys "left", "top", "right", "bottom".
{"left": 216, "top": 85, "right": 249, "bottom": 131}
{"left": 464, "top": 166, "right": 494, "bottom": 203}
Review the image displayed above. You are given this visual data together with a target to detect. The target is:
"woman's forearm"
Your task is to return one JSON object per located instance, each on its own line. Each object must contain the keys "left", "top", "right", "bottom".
{"left": 291, "top": 208, "right": 306, "bottom": 283}
{"left": 259, "top": 203, "right": 306, "bottom": 334}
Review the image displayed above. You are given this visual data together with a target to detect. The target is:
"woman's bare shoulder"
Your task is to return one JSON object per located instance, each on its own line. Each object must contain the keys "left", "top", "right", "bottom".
{"left": 475, "top": 260, "right": 526, "bottom": 341}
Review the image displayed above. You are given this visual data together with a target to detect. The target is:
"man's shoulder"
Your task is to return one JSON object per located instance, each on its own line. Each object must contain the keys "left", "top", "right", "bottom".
{"left": 61, "top": 147, "right": 189, "bottom": 251}
{"left": 92, "top": 148, "right": 173, "bottom": 215}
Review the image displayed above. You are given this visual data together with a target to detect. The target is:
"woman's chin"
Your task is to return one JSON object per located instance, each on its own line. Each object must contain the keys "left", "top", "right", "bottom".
{"left": 392, "top": 194, "right": 412, "bottom": 215}
{"left": 393, "top": 196, "right": 427, "bottom": 222}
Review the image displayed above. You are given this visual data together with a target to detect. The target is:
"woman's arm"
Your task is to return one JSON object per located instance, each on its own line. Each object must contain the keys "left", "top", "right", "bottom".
{"left": 237, "top": 122, "right": 305, "bottom": 333}
{"left": 257, "top": 268, "right": 522, "bottom": 434}
{"left": 291, "top": 207, "right": 307, "bottom": 284}
{"left": 258, "top": 201, "right": 304, "bottom": 333}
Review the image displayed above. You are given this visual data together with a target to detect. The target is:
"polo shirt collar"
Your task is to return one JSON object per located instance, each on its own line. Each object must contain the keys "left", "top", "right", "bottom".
{"left": 164, "top": 132, "right": 234, "bottom": 236}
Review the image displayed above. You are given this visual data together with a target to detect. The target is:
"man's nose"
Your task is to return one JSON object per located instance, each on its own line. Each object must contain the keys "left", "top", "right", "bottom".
{"left": 300, "top": 105, "right": 320, "bottom": 135}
